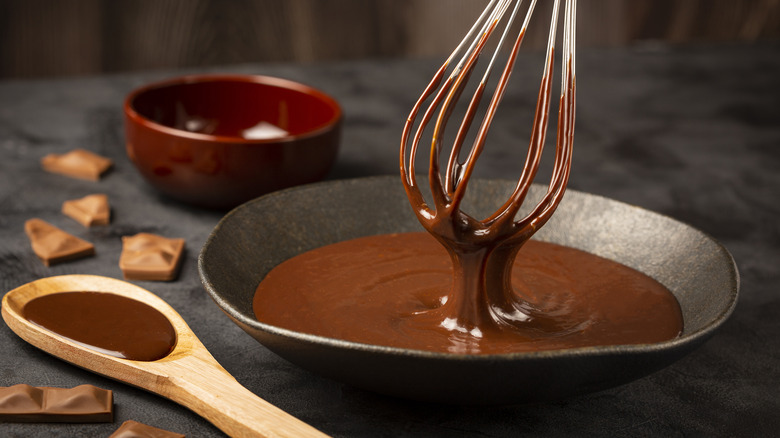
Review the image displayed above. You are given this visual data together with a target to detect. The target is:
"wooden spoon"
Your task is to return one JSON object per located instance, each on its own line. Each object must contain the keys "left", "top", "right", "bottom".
{"left": 1, "top": 274, "right": 329, "bottom": 438}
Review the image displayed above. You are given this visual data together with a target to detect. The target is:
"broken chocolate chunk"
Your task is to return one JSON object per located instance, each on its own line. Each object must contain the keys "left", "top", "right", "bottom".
{"left": 0, "top": 384, "right": 113, "bottom": 423}
{"left": 41, "top": 149, "right": 112, "bottom": 181}
{"left": 62, "top": 194, "right": 111, "bottom": 227}
{"left": 24, "top": 218, "right": 95, "bottom": 266}
{"left": 119, "top": 233, "right": 185, "bottom": 281}
{"left": 109, "top": 420, "right": 185, "bottom": 437}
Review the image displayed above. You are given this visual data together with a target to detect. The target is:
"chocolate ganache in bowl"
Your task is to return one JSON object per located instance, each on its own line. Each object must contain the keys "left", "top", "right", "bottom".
{"left": 198, "top": 177, "right": 738, "bottom": 405}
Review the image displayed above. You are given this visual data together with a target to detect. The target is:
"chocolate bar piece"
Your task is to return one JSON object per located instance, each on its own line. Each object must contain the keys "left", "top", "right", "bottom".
{"left": 110, "top": 420, "right": 185, "bottom": 438}
{"left": 24, "top": 218, "right": 95, "bottom": 266}
{"left": 0, "top": 384, "right": 113, "bottom": 423}
{"left": 62, "top": 194, "right": 111, "bottom": 227}
{"left": 41, "top": 148, "right": 112, "bottom": 181}
{"left": 119, "top": 233, "right": 185, "bottom": 281}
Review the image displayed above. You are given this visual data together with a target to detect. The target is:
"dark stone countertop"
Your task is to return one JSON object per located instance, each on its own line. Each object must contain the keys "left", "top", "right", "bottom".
{"left": 1, "top": 42, "right": 778, "bottom": 437}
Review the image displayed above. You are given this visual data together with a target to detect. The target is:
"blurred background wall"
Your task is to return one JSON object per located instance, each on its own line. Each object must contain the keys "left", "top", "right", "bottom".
{"left": 1, "top": 0, "right": 778, "bottom": 79}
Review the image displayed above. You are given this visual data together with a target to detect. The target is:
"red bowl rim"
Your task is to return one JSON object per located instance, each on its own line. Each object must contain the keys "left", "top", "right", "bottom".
{"left": 123, "top": 74, "right": 342, "bottom": 144}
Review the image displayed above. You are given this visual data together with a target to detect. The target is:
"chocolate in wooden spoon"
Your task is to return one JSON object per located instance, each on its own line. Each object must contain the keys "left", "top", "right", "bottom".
{"left": 2, "top": 274, "right": 328, "bottom": 438}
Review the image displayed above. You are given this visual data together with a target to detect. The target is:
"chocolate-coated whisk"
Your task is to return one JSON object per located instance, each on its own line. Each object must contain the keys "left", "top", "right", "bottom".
{"left": 399, "top": 0, "right": 577, "bottom": 332}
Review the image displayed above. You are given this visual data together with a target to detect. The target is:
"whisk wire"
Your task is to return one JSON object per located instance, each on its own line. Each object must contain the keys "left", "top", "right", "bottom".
{"left": 515, "top": 0, "right": 576, "bottom": 231}
{"left": 448, "top": 0, "right": 540, "bottom": 208}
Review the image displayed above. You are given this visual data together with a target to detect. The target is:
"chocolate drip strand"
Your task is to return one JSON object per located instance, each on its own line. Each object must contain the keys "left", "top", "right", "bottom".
{"left": 399, "top": 0, "right": 577, "bottom": 334}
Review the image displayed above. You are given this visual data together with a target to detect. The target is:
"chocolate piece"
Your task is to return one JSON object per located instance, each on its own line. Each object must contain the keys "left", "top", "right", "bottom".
{"left": 119, "top": 233, "right": 185, "bottom": 281}
{"left": 41, "top": 148, "right": 112, "bottom": 181}
{"left": 24, "top": 218, "right": 95, "bottom": 266}
{"left": 62, "top": 194, "right": 111, "bottom": 227}
{"left": 0, "top": 384, "right": 112, "bottom": 423}
{"left": 110, "top": 420, "right": 185, "bottom": 438}
{"left": 23, "top": 291, "right": 177, "bottom": 361}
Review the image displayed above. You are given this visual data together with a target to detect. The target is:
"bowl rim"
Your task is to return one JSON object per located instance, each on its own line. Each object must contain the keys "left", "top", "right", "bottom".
{"left": 123, "top": 74, "right": 342, "bottom": 145}
{"left": 199, "top": 175, "right": 741, "bottom": 362}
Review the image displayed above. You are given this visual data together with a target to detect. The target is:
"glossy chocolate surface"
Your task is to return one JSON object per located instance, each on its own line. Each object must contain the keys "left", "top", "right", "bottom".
{"left": 23, "top": 292, "right": 176, "bottom": 362}
{"left": 254, "top": 232, "right": 682, "bottom": 354}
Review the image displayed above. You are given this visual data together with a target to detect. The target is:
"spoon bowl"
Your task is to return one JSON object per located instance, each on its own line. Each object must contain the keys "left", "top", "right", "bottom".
{"left": 2, "top": 274, "right": 327, "bottom": 438}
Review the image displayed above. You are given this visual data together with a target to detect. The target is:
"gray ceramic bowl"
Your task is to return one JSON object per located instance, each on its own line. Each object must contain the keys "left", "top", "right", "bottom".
{"left": 198, "top": 176, "right": 739, "bottom": 405}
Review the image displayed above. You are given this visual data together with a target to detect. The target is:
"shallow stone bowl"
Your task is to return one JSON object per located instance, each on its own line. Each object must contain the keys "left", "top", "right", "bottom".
{"left": 199, "top": 176, "right": 739, "bottom": 404}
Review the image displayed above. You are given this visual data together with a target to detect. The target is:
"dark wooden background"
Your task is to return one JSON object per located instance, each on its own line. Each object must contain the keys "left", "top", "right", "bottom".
{"left": 1, "top": 0, "right": 779, "bottom": 79}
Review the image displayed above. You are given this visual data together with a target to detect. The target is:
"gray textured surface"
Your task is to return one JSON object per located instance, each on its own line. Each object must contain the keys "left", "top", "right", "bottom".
{"left": 1, "top": 43, "right": 779, "bottom": 436}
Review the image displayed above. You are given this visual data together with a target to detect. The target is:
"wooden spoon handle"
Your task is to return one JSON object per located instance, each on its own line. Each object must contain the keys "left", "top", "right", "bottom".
{"left": 161, "top": 357, "right": 328, "bottom": 438}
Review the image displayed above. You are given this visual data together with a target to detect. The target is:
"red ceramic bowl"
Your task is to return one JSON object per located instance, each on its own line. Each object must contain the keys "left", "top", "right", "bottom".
{"left": 124, "top": 75, "right": 341, "bottom": 209}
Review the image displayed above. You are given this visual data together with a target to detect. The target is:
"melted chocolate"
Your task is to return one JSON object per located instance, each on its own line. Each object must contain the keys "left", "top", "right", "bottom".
{"left": 254, "top": 232, "right": 682, "bottom": 354}
{"left": 23, "top": 292, "right": 176, "bottom": 361}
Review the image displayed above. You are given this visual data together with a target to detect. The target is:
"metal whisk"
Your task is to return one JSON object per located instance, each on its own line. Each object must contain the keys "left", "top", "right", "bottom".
{"left": 399, "top": 0, "right": 577, "bottom": 331}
